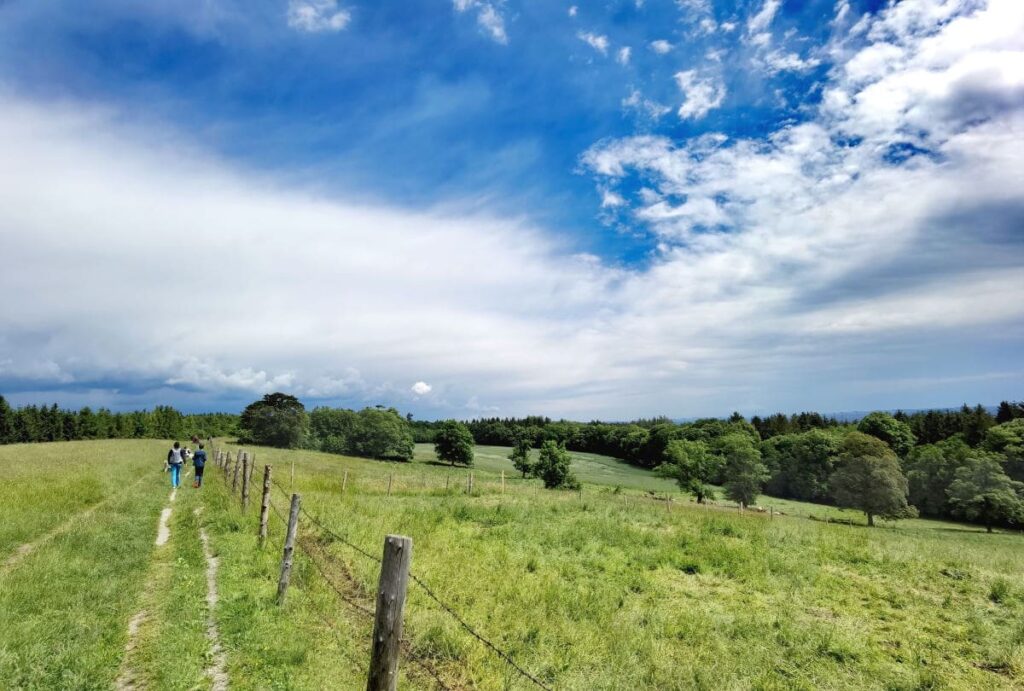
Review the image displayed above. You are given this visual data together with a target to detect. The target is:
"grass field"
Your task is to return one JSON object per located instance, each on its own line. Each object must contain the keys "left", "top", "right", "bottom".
{"left": 3, "top": 440, "right": 1024, "bottom": 689}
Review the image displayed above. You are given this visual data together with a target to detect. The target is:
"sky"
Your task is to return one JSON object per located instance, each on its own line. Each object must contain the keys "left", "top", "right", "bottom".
{"left": 0, "top": 0, "right": 1022, "bottom": 419}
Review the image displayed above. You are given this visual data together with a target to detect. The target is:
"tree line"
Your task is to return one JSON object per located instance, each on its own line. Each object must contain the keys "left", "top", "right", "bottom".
{"left": 0, "top": 396, "right": 238, "bottom": 443}
{"left": 5, "top": 390, "right": 1024, "bottom": 531}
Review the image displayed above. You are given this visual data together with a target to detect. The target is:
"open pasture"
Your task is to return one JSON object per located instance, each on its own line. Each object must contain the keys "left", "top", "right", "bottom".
{"left": 3, "top": 440, "right": 1024, "bottom": 689}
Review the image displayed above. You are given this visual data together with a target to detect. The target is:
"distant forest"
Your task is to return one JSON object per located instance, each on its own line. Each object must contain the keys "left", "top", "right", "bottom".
{"left": 2, "top": 393, "right": 1023, "bottom": 529}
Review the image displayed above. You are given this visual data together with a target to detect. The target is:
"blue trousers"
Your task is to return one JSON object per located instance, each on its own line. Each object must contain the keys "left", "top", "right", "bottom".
{"left": 169, "top": 464, "right": 181, "bottom": 488}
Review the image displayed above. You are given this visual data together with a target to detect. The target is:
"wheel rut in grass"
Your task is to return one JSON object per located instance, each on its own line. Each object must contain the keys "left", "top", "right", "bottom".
{"left": 116, "top": 486, "right": 180, "bottom": 690}
{"left": 196, "top": 508, "right": 229, "bottom": 691}
{"left": 1, "top": 473, "right": 151, "bottom": 574}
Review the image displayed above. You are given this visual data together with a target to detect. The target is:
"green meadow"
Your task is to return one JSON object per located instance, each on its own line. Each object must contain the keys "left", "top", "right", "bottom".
{"left": 2, "top": 439, "right": 1024, "bottom": 689}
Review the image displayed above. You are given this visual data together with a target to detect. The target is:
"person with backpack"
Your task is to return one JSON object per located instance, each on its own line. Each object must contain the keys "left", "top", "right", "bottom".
{"left": 192, "top": 443, "right": 207, "bottom": 488}
{"left": 167, "top": 441, "right": 185, "bottom": 489}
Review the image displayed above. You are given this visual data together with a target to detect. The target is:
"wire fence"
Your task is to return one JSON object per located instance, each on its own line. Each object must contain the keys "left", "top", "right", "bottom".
{"left": 261, "top": 470, "right": 551, "bottom": 690}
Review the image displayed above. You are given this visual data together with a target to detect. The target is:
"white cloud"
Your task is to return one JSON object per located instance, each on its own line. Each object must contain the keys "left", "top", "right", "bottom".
{"left": 578, "top": 31, "right": 610, "bottom": 55}
{"left": 3, "top": 1, "right": 1024, "bottom": 419}
{"left": 411, "top": 381, "right": 433, "bottom": 395}
{"left": 720, "top": 21, "right": 737, "bottom": 32}
{"left": 674, "top": 70, "right": 726, "bottom": 119}
{"left": 747, "top": 0, "right": 780, "bottom": 35}
{"left": 287, "top": 0, "right": 351, "bottom": 33}
{"left": 622, "top": 89, "right": 671, "bottom": 119}
{"left": 568, "top": 5, "right": 577, "bottom": 18}
{"left": 650, "top": 39, "right": 673, "bottom": 54}
{"left": 617, "top": 46, "right": 632, "bottom": 65}
{"left": 760, "top": 49, "right": 821, "bottom": 74}
{"left": 452, "top": 0, "right": 508, "bottom": 44}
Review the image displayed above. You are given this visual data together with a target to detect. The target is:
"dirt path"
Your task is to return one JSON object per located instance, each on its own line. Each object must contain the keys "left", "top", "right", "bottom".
{"left": 197, "top": 509, "right": 229, "bottom": 691}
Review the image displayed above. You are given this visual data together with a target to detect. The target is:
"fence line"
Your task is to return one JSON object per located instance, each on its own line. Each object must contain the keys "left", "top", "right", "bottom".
{"left": 265, "top": 474, "right": 549, "bottom": 690}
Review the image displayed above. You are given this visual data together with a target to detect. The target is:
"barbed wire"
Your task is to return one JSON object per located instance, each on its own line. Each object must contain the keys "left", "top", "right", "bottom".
{"left": 297, "top": 540, "right": 453, "bottom": 691}
{"left": 407, "top": 571, "right": 552, "bottom": 691}
{"left": 283, "top": 494, "right": 550, "bottom": 691}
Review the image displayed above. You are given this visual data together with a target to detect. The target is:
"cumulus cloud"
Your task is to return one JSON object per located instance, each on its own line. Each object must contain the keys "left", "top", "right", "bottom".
{"left": 578, "top": 31, "right": 609, "bottom": 55}
{"left": 650, "top": 39, "right": 673, "bottom": 54}
{"left": 674, "top": 70, "right": 726, "bottom": 119}
{"left": 411, "top": 381, "right": 432, "bottom": 395}
{"left": 568, "top": 5, "right": 577, "bottom": 18}
{"left": 287, "top": 0, "right": 351, "bottom": 33}
{"left": 617, "top": 46, "right": 632, "bottom": 65}
{"left": 2, "top": 0, "right": 1023, "bottom": 419}
{"left": 622, "top": 89, "right": 671, "bottom": 119}
{"left": 453, "top": 0, "right": 508, "bottom": 44}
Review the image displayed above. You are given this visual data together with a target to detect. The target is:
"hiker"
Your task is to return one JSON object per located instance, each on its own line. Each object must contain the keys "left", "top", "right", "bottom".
{"left": 167, "top": 441, "right": 185, "bottom": 488}
{"left": 192, "top": 443, "right": 207, "bottom": 488}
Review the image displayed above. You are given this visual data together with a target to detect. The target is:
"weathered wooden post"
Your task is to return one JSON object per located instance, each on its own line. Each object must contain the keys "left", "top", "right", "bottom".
{"left": 466, "top": 472, "right": 473, "bottom": 494}
{"left": 501, "top": 470, "right": 505, "bottom": 495}
{"left": 387, "top": 473, "right": 393, "bottom": 497}
{"left": 241, "top": 455, "right": 251, "bottom": 510}
{"left": 366, "top": 535, "right": 412, "bottom": 691}
{"left": 259, "top": 465, "right": 273, "bottom": 546}
{"left": 290, "top": 459, "right": 295, "bottom": 489}
{"left": 445, "top": 474, "right": 449, "bottom": 491}
{"left": 342, "top": 469, "right": 348, "bottom": 494}
{"left": 223, "top": 452, "right": 231, "bottom": 478}
{"left": 276, "top": 493, "right": 301, "bottom": 606}
{"left": 770, "top": 506, "right": 774, "bottom": 520}
{"left": 232, "top": 453, "right": 242, "bottom": 494}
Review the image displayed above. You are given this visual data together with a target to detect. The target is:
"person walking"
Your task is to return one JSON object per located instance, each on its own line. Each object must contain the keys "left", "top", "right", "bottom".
{"left": 192, "top": 443, "right": 207, "bottom": 488}
{"left": 167, "top": 441, "right": 185, "bottom": 489}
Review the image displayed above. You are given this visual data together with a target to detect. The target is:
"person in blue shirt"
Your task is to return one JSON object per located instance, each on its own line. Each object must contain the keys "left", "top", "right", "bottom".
{"left": 167, "top": 441, "right": 185, "bottom": 488}
{"left": 192, "top": 443, "right": 207, "bottom": 488}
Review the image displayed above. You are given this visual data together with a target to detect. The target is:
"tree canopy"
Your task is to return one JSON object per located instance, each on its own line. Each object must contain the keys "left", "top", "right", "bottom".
{"left": 946, "top": 453, "right": 1024, "bottom": 533}
{"left": 434, "top": 420, "right": 474, "bottom": 467}
{"left": 535, "top": 440, "right": 579, "bottom": 489}
{"left": 720, "top": 433, "right": 769, "bottom": 507}
{"left": 658, "top": 439, "right": 721, "bottom": 503}
{"left": 830, "top": 432, "right": 916, "bottom": 526}
{"left": 239, "top": 393, "right": 308, "bottom": 449}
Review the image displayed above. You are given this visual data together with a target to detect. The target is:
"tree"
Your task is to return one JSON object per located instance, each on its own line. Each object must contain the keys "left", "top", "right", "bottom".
{"left": 434, "top": 420, "right": 474, "bottom": 467}
{"left": 535, "top": 440, "right": 579, "bottom": 489}
{"left": 983, "top": 419, "right": 1024, "bottom": 482}
{"left": 905, "top": 438, "right": 970, "bottom": 516}
{"left": 239, "top": 393, "right": 309, "bottom": 449}
{"left": 947, "top": 453, "right": 1024, "bottom": 533}
{"left": 0, "top": 395, "right": 14, "bottom": 444}
{"left": 857, "top": 411, "right": 916, "bottom": 457}
{"left": 508, "top": 436, "right": 533, "bottom": 477}
{"left": 349, "top": 407, "right": 414, "bottom": 460}
{"left": 719, "top": 433, "right": 769, "bottom": 507}
{"left": 761, "top": 430, "right": 839, "bottom": 502}
{"left": 830, "top": 432, "right": 916, "bottom": 526}
{"left": 658, "top": 439, "right": 721, "bottom": 503}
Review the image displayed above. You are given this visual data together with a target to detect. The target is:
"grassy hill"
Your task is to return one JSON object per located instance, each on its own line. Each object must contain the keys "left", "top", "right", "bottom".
{"left": 3, "top": 440, "right": 1024, "bottom": 689}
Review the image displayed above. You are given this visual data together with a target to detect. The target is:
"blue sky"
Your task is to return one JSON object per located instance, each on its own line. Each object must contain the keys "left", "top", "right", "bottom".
{"left": 0, "top": 0, "right": 1022, "bottom": 418}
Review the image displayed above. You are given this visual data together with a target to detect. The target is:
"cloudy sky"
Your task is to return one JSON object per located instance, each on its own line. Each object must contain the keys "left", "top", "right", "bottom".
{"left": 1, "top": 0, "right": 1022, "bottom": 419}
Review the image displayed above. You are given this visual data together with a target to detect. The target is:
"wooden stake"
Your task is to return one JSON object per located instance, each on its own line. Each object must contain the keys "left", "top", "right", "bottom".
{"left": 241, "top": 455, "right": 251, "bottom": 510}
{"left": 259, "top": 465, "right": 272, "bottom": 546}
{"left": 231, "top": 453, "right": 242, "bottom": 493}
{"left": 387, "top": 473, "right": 393, "bottom": 497}
{"left": 366, "top": 535, "right": 412, "bottom": 691}
{"left": 501, "top": 470, "right": 505, "bottom": 494}
{"left": 276, "top": 493, "right": 301, "bottom": 606}
{"left": 342, "top": 469, "right": 348, "bottom": 494}
{"left": 290, "top": 459, "right": 295, "bottom": 489}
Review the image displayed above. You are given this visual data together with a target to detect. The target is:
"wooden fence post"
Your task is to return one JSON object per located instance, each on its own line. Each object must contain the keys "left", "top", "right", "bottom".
{"left": 445, "top": 474, "right": 449, "bottom": 491}
{"left": 259, "top": 465, "right": 272, "bottom": 546}
{"left": 501, "top": 470, "right": 505, "bottom": 495}
{"left": 770, "top": 506, "right": 774, "bottom": 520}
{"left": 244, "top": 453, "right": 254, "bottom": 509}
{"left": 232, "top": 453, "right": 242, "bottom": 493}
{"left": 241, "top": 455, "right": 251, "bottom": 510}
{"left": 342, "top": 469, "right": 348, "bottom": 494}
{"left": 291, "top": 459, "right": 295, "bottom": 489}
{"left": 387, "top": 474, "right": 393, "bottom": 497}
{"left": 366, "top": 535, "right": 413, "bottom": 691}
{"left": 276, "top": 493, "right": 301, "bottom": 606}
{"left": 467, "top": 472, "right": 473, "bottom": 494}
